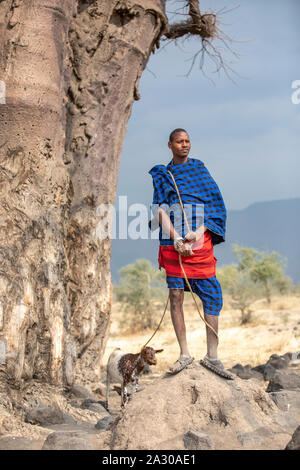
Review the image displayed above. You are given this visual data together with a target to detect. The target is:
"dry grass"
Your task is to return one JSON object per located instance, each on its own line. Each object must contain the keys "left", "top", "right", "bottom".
{"left": 102, "top": 294, "right": 300, "bottom": 375}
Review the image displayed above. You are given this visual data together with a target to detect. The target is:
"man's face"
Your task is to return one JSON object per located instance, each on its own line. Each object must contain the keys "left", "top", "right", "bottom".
{"left": 168, "top": 132, "right": 191, "bottom": 158}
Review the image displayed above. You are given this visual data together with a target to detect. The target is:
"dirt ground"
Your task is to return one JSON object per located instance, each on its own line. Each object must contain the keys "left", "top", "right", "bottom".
{"left": 102, "top": 294, "right": 300, "bottom": 376}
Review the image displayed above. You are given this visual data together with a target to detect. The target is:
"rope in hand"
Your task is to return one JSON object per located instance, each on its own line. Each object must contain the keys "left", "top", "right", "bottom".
{"left": 143, "top": 169, "right": 219, "bottom": 348}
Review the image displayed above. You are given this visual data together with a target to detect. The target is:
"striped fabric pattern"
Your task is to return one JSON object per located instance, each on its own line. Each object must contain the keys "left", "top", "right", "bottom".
{"left": 166, "top": 275, "right": 223, "bottom": 316}
{"left": 149, "top": 157, "right": 226, "bottom": 246}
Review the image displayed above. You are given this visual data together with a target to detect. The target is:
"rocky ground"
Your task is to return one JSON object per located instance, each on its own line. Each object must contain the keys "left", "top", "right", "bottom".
{"left": 0, "top": 350, "right": 300, "bottom": 450}
{"left": 0, "top": 295, "right": 299, "bottom": 450}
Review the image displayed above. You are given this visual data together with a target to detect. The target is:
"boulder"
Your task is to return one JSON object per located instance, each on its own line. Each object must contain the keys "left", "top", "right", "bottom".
{"left": 252, "top": 353, "right": 293, "bottom": 379}
{"left": 183, "top": 431, "right": 214, "bottom": 450}
{"left": 269, "top": 390, "right": 300, "bottom": 421}
{"left": 107, "top": 363, "right": 294, "bottom": 450}
{"left": 267, "top": 354, "right": 290, "bottom": 370}
{"left": 229, "top": 364, "right": 263, "bottom": 381}
{"left": 25, "top": 406, "right": 76, "bottom": 426}
{"left": 266, "top": 371, "right": 300, "bottom": 392}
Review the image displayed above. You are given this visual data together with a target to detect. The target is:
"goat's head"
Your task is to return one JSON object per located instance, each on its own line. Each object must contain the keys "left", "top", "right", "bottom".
{"left": 141, "top": 347, "right": 163, "bottom": 366}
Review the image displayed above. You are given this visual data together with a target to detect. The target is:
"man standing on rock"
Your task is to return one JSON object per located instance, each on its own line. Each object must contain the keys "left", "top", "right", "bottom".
{"left": 149, "top": 128, "right": 229, "bottom": 376}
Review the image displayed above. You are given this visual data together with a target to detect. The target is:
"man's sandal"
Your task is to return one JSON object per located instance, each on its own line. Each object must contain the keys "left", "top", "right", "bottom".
{"left": 166, "top": 355, "right": 194, "bottom": 375}
{"left": 199, "top": 355, "right": 234, "bottom": 380}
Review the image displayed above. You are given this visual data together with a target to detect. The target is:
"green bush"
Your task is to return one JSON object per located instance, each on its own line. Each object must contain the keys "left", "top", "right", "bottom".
{"left": 217, "top": 245, "right": 292, "bottom": 324}
{"left": 114, "top": 259, "right": 167, "bottom": 332}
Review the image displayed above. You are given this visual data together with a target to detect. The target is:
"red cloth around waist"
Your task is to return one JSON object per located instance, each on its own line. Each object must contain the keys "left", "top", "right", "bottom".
{"left": 158, "top": 231, "right": 216, "bottom": 279}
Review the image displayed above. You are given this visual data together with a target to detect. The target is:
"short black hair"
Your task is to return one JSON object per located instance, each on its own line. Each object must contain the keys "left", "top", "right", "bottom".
{"left": 169, "top": 128, "right": 188, "bottom": 142}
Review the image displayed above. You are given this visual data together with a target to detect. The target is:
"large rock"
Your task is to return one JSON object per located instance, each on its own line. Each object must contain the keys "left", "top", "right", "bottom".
{"left": 285, "top": 426, "right": 300, "bottom": 450}
{"left": 229, "top": 364, "right": 263, "bottom": 381}
{"left": 266, "top": 371, "right": 300, "bottom": 392}
{"left": 106, "top": 363, "right": 293, "bottom": 450}
{"left": 252, "top": 353, "right": 293, "bottom": 379}
{"left": 269, "top": 391, "right": 300, "bottom": 421}
{"left": 25, "top": 406, "right": 76, "bottom": 426}
{"left": 267, "top": 354, "right": 291, "bottom": 370}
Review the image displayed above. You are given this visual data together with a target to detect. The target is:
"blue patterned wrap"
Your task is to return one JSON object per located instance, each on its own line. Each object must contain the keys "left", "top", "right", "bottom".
{"left": 149, "top": 158, "right": 226, "bottom": 246}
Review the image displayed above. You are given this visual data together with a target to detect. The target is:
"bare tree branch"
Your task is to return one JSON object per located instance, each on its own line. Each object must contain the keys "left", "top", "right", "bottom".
{"left": 162, "top": 0, "right": 241, "bottom": 82}
{"left": 165, "top": 0, "right": 217, "bottom": 41}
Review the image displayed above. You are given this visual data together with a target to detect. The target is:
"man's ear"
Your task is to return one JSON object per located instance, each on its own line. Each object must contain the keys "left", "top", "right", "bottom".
{"left": 168, "top": 141, "right": 172, "bottom": 149}
{"left": 155, "top": 349, "right": 163, "bottom": 354}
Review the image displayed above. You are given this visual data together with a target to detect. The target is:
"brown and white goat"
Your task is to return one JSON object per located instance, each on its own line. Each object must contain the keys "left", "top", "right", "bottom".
{"left": 105, "top": 346, "right": 163, "bottom": 410}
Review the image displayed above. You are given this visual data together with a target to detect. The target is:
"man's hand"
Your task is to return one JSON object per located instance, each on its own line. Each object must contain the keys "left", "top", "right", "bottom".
{"left": 184, "top": 231, "right": 197, "bottom": 244}
{"left": 184, "top": 226, "right": 207, "bottom": 244}
{"left": 177, "top": 242, "right": 194, "bottom": 256}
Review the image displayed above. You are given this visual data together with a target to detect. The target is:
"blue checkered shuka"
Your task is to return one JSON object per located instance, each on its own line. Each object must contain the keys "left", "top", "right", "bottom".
{"left": 149, "top": 157, "right": 226, "bottom": 246}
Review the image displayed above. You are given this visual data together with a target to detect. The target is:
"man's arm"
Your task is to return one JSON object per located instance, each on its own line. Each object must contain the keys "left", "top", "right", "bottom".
{"left": 158, "top": 207, "right": 194, "bottom": 256}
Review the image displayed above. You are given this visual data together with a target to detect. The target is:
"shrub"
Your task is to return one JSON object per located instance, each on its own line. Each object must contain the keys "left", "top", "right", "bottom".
{"left": 114, "top": 259, "right": 167, "bottom": 332}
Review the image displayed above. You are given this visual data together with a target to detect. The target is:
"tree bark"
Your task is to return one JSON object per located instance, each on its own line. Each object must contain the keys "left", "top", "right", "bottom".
{"left": 0, "top": 0, "right": 76, "bottom": 386}
{"left": 64, "top": 0, "right": 167, "bottom": 383}
{"left": 0, "top": 0, "right": 167, "bottom": 387}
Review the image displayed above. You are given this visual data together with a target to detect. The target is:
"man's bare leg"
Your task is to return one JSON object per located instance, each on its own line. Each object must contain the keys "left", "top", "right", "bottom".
{"left": 169, "top": 288, "right": 190, "bottom": 357}
{"left": 204, "top": 313, "right": 219, "bottom": 359}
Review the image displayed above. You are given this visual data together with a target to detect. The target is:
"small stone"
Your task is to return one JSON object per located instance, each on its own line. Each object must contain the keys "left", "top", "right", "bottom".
{"left": 81, "top": 399, "right": 108, "bottom": 415}
{"left": 69, "top": 398, "right": 84, "bottom": 408}
{"left": 95, "top": 415, "right": 116, "bottom": 430}
{"left": 183, "top": 430, "right": 214, "bottom": 450}
{"left": 42, "top": 431, "right": 94, "bottom": 450}
{"left": 70, "top": 384, "right": 93, "bottom": 399}
{"left": 93, "top": 384, "right": 106, "bottom": 396}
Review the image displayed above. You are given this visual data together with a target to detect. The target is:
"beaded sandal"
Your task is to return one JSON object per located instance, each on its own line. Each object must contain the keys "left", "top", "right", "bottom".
{"left": 200, "top": 355, "right": 234, "bottom": 380}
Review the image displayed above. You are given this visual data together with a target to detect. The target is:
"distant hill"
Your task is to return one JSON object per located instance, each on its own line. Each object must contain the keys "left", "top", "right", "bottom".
{"left": 111, "top": 198, "right": 300, "bottom": 284}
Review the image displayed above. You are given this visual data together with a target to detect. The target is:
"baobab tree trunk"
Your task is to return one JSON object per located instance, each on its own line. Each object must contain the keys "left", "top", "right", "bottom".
{"left": 0, "top": 0, "right": 167, "bottom": 387}
{"left": 64, "top": 0, "right": 167, "bottom": 383}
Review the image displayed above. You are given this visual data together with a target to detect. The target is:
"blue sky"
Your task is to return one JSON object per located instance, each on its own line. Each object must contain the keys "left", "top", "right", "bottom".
{"left": 116, "top": 0, "right": 300, "bottom": 211}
